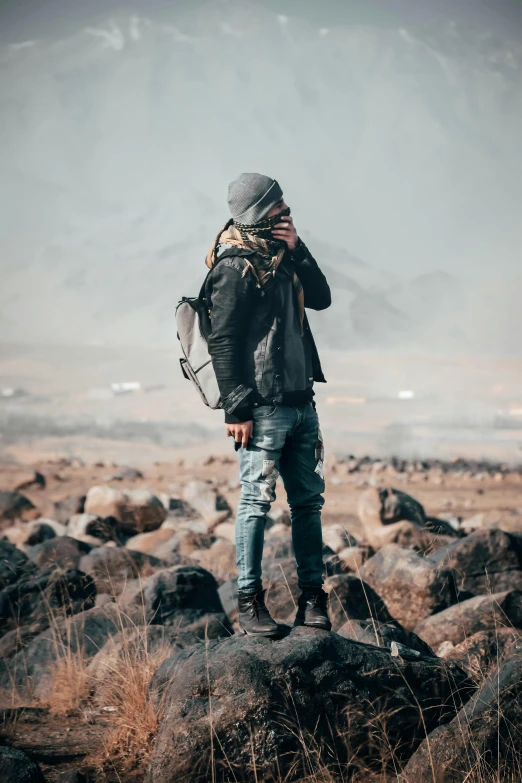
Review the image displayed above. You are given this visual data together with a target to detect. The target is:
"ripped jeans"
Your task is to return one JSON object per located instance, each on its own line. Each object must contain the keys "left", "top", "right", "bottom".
{"left": 235, "top": 401, "right": 325, "bottom": 594}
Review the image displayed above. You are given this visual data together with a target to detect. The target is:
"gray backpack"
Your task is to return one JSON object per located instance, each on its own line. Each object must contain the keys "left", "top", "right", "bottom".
{"left": 176, "top": 270, "right": 221, "bottom": 409}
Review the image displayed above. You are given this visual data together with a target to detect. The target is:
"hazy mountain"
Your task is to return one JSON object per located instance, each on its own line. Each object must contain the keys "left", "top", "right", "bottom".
{"left": 0, "top": 2, "right": 521, "bottom": 352}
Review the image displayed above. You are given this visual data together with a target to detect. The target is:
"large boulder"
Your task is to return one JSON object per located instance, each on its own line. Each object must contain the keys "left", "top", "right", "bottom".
{"left": 357, "top": 487, "right": 460, "bottom": 549}
{"left": 0, "top": 745, "right": 45, "bottom": 783}
{"left": 326, "top": 572, "right": 393, "bottom": 629}
{"left": 0, "top": 491, "right": 39, "bottom": 524}
{"left": 25, "top": 536, "right": 92, "bottom": 570}
{"left": 336, "top": 617, "right": 435, "bottom": 658}
{"left": 359, "top": 544, "right": 461, "bottom": 630}
{"left": 327, "top": 572, "right": 434, "bottom": 656}
{"left": 141, "top": 564, "right": 232, "bottom": 638}
{"left": 148, "top": 629, "right": 473, "bottom": 783}
{"left": 400, "top": 650, "right": 522, "bottom": 782}
{"left": 79, "top": 546, "right": 166, "bottom": 592}
{"left": 0, "top": 567, "right": 96, "bottom": 636}
{"left": 182, "top": 480, "right": 231, "bottom": 530}
{"left": 414, "top": 590, "right": 522, "bottom": 648}
{"left": 84, "top": 486, "right": 166, "bottom": 535}
{"left": 0, "top": 540, "right": 36, "bottom": 588}
{"left": 428, "top": 529, "right": 522, "bottom": 594}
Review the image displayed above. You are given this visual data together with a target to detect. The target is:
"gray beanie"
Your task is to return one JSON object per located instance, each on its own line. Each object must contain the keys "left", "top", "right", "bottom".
{"left": 227, "top": 173, "right": 283, "bottom": 225}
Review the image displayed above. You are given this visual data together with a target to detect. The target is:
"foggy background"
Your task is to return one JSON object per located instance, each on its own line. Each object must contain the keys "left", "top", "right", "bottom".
{"left": 0, "top": 0, "right": 521, "bottom": 462}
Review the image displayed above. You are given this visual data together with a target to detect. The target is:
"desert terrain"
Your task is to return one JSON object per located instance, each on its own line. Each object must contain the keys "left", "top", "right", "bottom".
{"left": 1, "top": 439, "right": 521, "bottom": 781}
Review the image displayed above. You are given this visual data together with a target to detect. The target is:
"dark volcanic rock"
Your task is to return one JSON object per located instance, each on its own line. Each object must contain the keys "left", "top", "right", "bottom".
{"left": 428, "top": 528, "right": 522, "bottom": 594}
{"left": 0, "top": 539, "right": 36, "bottom": 589}
{"left": 148, "top": 628, "right": 473, "bottom": 783}
{"left": 359, "top": 544, "right": 461, "bottom": 630}
{"left": 0, "top": 745, "right": 45, "bottom": 782}
{"left": 0, "top": 567, "right": 96, "bottom": 636}
{"left": 400, "top": 650, "right": 522, "bottom": 782}
{"left": 26, "top": 536, "right": 92, "bottom": 570}
{"left": 329, "top": 573, "right": 435, "bottom": 656}
{"left": 142, "top": 564, "right": 232, "bottom": 637}
{"left": 327, "top": 572, "right": 394, "bottom": 630}
{"left": 414, "top": 590, "right": 522, "bottom": 648}
{"left": 79, "top": 545, "right": 166, "bottom": 591}
{"left": 337, "top": 618, "right": 435, "bottom": 657}
{"left": 0, "top": 491, "right": 39, "bottom": 524}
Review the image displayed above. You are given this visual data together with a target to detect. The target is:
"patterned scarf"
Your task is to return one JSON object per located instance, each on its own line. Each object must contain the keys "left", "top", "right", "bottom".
{"left": 205, "top": 207, "right": 305, "bottom": 327}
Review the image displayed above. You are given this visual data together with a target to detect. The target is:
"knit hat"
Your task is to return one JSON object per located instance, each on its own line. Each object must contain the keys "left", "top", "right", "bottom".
{"left": 227, "top": 173, "right": 283, "bottom": 226}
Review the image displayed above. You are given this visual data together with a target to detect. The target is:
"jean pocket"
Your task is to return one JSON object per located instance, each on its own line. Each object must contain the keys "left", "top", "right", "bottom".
{"left": 253, "top": 404, "right": 278, "bottom": 419}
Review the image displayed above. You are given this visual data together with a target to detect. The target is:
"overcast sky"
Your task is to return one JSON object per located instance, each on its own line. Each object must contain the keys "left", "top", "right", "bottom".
{"left": 1, "top": 0, "right": 522, "bottom": 42}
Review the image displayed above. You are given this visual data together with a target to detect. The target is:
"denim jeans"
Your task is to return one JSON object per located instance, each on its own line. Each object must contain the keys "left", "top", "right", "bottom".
{"left": 235, "top": 402, "right": 325, "bottom": 594}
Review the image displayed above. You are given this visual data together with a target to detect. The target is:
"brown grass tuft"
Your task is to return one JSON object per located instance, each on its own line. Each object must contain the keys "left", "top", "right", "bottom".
{"left": 92, "top": 627, "right": 171, "bottom": 774}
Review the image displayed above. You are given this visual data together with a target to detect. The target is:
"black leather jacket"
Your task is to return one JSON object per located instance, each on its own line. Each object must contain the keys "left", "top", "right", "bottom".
{"left": 204, "top": 238, "right": 331, "bottom": 422}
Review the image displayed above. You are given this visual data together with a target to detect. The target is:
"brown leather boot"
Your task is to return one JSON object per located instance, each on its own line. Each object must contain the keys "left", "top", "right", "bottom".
{"left": 294, "top": 588, "right": 331, "bottom": 631}
{"left": 238, "top": 589, "right": 282, "bottom": 637}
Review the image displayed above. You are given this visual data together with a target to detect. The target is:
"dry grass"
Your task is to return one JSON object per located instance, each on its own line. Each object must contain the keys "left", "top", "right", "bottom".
{"left": 93, "top": 630, "right": 171, "bottom": 774}
{"left": 46, "top": 645, "right": 91, "bottom": 716}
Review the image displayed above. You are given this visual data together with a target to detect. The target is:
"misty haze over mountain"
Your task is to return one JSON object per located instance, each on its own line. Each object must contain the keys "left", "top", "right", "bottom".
{"left": 1, "top": 0, "right": 521, "bottom": 354}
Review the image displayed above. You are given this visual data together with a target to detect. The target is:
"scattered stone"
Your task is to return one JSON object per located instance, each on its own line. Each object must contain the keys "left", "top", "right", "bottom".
{"left": 84, "top": 486, "right": 166, "bottom": 534}
{"left": 67, "top": 513, "right": 119, "bottom": 545}
{"left": 26, "top": 536, "right": 92, "bottom": 570}
{"left": 428, "top": 528, "right": 522, "bottom": 594}
{"left": 3, "top": 519, "right": 64, "bottom": 548}
{"left": 414, "top": 590, "right": 522, "bottom": 648}
{"left": 52, "top": 494, "right": 86, "bottom": 524}
{"left": 13, "top": 471, "right": 46, "bottom": 492}
{"left": 182, "top": 479, "right": 231, "bottom": 529}
{"left": 357, "top": 487, "right": 460, "bottom": 549}
{"left": 109, "top": 466, "right": 143, "bottom": 481}
{"left": 400, "top": 650, "right": 522, "bottom": 782}
{"left": 359, "top": 544, "right": 461, "bottom": 630}
{"left": 148, "top": 628, "right": 473, "bottom": 783}
{"left": 0, "top": 745, "right": 45, "bottom": 783}
{"left": 125, "top": 527, "right": 176, "bottom": 554}
{"left": 0, "top": 491, "right": 39, "bottom": 524}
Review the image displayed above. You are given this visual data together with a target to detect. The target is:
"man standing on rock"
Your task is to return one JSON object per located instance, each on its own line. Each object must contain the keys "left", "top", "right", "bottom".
{"left": 205, "top": 173, "right": 332, "bottom": 636}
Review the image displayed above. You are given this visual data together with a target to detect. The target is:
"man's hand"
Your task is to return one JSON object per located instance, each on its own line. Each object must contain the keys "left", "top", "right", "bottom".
{"left": 272, "top": 215, "right": 298, "bottom": 251}
{"left": 226, "top": 420, "right": 253, "bottom": 449}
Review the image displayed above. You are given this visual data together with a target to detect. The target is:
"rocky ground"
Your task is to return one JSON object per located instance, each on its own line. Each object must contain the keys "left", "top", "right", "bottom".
{"left": 0, "top": 454, "right": 522, "bottom": 782}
